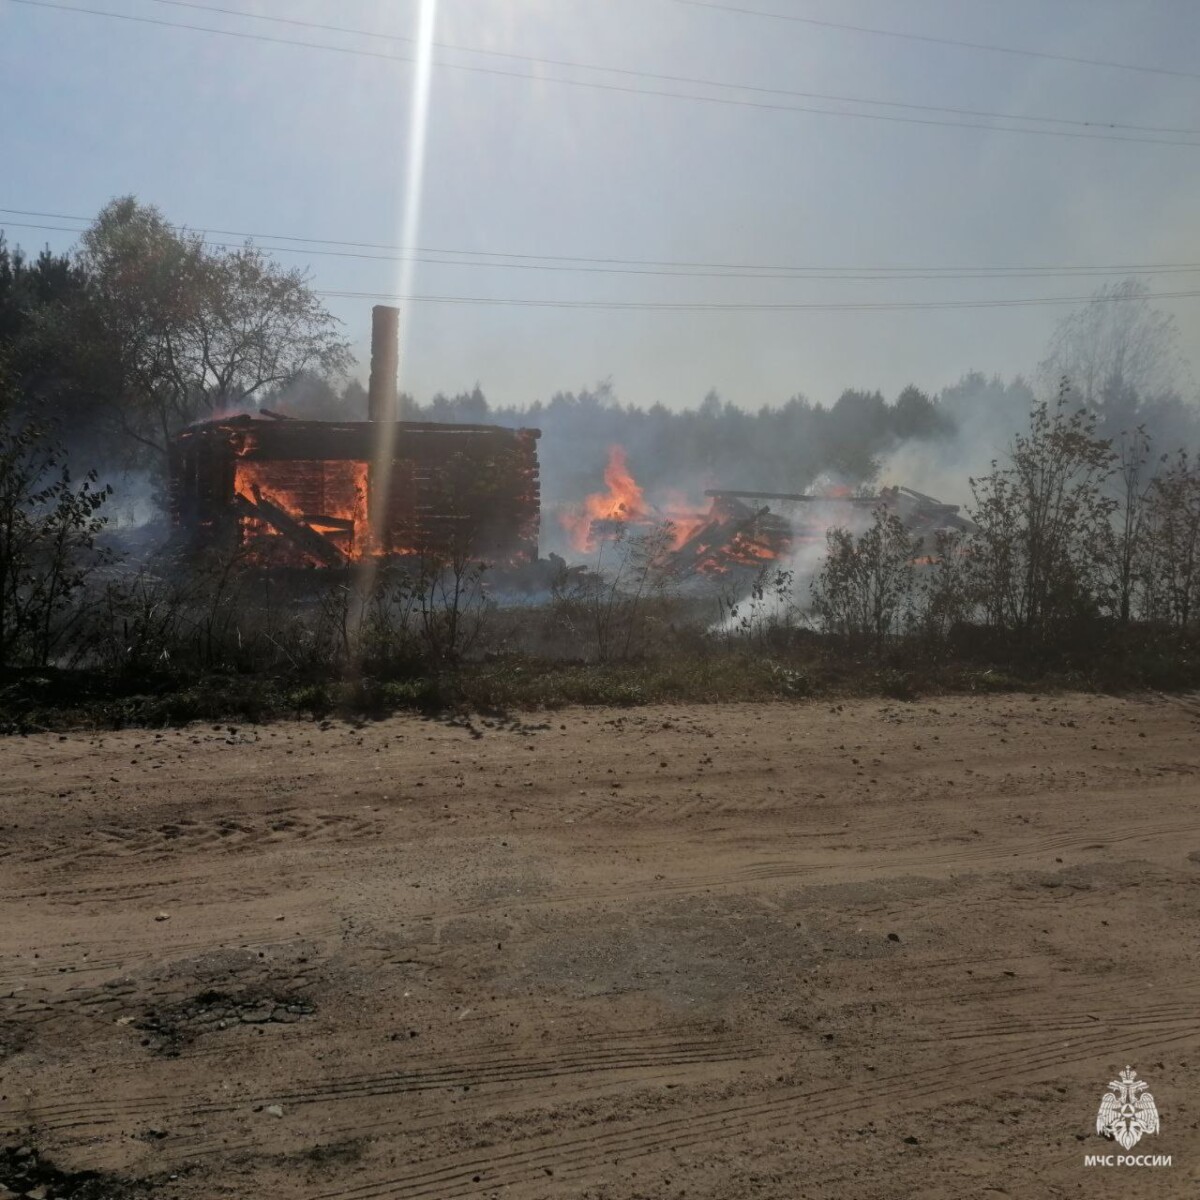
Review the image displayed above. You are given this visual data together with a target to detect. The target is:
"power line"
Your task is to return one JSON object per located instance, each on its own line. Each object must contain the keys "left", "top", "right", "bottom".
{"left": 672, "top": 0, "right": 1200, "bottom": 84}
{"left": 6, "top": 0, "right": 1200, "bottom": 148}
{"left": 6, "top": 211, "right": 1197, "bottom": 312}
{"left": 6, "top": 210, "right": 1200, "bottom": 283}
{"left": 314, "top": 288, "right": 1200, "bottom": 313}
{"left": 132, "top": 0, "right": 1200, "bottom": 139}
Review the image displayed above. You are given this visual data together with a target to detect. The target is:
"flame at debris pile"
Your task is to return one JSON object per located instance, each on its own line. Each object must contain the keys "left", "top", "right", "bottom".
{"left": 559, "top": 445, "right": 718, "bottom": 557}
{"left": 559, "top": 451, "right": 975, "bottom": 579}
{"left": 672, "top": 495, "right": 793, "bottom": 576}
{"left": 560, "top": 446, "right": 652, "bottom": 553}
{"left": 559, "top": 446, "right": 790, "bottom": 576}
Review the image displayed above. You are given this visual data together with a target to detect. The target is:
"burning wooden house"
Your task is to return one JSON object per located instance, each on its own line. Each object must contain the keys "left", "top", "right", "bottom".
{"left": 169, "top": 307, "right": 541, "bottom": 567}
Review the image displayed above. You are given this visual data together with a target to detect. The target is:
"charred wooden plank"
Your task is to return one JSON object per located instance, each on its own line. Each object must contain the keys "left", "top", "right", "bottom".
{"left": 303, "top": 514, "right": 355, "bottom": 533}
{"left": 233, "top": 489, "right": 349, "bottom": 567}
{"left": 704, "top": 489, "right": 876, "bottom": 505}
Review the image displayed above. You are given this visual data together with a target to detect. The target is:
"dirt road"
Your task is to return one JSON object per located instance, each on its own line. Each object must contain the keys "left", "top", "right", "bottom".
{"left": 2, "top": 693, "right": 1198, "bottom": 1198}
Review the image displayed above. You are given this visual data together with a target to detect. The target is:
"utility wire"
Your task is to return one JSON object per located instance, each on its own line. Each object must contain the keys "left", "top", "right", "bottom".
{"left": 133, "top": 0, "right": 1200, "bottom": 138}
{"left": 312, "top": 287, "right": 1200, "bottom": 312}
{"left": 6, "top": 0, "right": 1200, "bottom": 148}
{"left": 5, "top": 211, "right": 1199, "bottom": 282}
{"left": 672, "top": 0, "right": 1200, "bottom": 84}
{"left": 7, "top": 215, "right": 1198, "bottom": 311}
{"left": 7, "top": 211, "right": 1200, "bottom": 283}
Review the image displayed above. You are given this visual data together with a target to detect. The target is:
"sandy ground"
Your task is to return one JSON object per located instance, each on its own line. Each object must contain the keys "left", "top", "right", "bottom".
{"left": 1, "top": 693, "right": 1199, "bottom": 1198}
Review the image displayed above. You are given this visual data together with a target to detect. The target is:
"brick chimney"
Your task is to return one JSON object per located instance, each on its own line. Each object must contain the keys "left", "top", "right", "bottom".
{"left": 367, "top": 305, "right": 399, "bottom": 423}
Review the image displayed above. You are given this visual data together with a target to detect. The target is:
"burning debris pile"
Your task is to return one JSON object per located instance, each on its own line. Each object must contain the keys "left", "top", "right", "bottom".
{"left": 705, "top": 485, "right": 976, "bottom": 544}
{"left": 670, "top": 495, "right": 793, "bottom": 575}
{"left": 561, "top": 447, "right": 700, "bottom": 555}
{"left": 557, "top": 446, "right": 795, "bottom": 577}
{"left": 559, "top": 447, "right": 973, "bottom": 578}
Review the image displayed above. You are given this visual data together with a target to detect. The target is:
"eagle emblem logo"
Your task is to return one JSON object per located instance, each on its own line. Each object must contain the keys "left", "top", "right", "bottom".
{"left": 1096, "top": 1067, "right": 1160, "bottom": 1150}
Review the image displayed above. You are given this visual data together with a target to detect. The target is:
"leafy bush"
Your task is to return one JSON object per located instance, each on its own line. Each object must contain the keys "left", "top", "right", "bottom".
{"left": 810, "top": 507, "right": 916, "bottom": 652}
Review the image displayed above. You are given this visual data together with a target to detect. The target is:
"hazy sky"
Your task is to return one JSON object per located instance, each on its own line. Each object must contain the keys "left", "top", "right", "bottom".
{"left": 4, "top": 0, "right": 1200, "bottom": 410}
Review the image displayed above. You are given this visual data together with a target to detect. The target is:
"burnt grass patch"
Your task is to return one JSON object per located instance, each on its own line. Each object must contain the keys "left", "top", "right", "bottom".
{"left": 0, "top": 1020, "right": 29, "bottom": 1061}
{"left": 258, "top": 1137, "right": 367, "bottom": 1173}
{"left": 0, "top": 1145, "right": 150, "bottom": 1200}
{"left": 134, "top": 988, "right": 315, "bottom": 1056}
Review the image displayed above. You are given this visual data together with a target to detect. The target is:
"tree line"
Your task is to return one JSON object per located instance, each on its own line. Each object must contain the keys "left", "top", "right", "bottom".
{"left": 810, "top": 385, "right": 1200, "bottom": 652}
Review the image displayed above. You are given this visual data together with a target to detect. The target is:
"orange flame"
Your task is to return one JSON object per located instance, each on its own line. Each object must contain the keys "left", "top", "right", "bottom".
{"left": 558, "top": 445, "right": 716, "bottom": 553}
{"left": 560, "top": 445, "right": 651, "bottom": 552}
{"left": 234, "top": 459, "right": 370, "bottom": 563}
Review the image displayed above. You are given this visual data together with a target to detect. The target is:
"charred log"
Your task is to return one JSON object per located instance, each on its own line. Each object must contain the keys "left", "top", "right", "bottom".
{"left": 232, "top": 489, "right": 349, "bottom": 567}
{"left": 673, "top": 497, "right": 792, "bottom": 576}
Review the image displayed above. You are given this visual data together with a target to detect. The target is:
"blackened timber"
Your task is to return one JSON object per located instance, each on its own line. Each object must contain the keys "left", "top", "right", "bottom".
{"left": 306, "top": 515, "right": 355, "bottom": 533}
{"left": 233, "top": 489, "right": 350, "bottom": 567}
{"left": 704, "top": 489, "right": 877, "bottom": 504}
{"left": 674, "top": 506, "right": 770, "bottom": 572}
